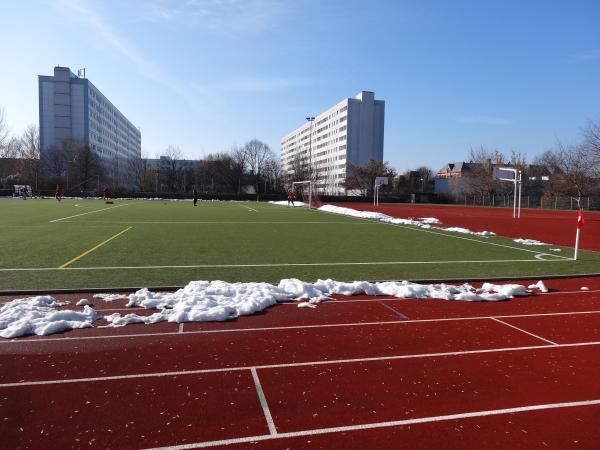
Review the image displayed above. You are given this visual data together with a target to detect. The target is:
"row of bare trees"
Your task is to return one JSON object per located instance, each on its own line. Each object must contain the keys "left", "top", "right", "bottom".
{"left": 138, "top": 139, "right": 282, "bottom": 196}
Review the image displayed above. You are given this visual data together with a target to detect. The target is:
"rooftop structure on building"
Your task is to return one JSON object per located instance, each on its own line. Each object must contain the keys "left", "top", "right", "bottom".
{"left": 280, "top": 91, "right": 385, "bottom": 195}
{"left": 38, "top": 66, "right": 141, "bottom": 188}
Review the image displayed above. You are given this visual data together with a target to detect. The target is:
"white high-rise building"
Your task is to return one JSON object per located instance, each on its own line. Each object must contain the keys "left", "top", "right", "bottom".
{"left": 281, "top": 91, "right": 384, "bottom": 194}
{"left": 39, "top": 66, "right": 141, "bottom": 188}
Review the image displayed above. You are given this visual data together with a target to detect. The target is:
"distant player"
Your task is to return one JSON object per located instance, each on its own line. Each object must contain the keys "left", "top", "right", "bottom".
{"left": 287, "top": 189, "right": 295, "bottom": 207}
{"left": 55, "top": 184, "right": 63, "bottom": 202}
{"left": 103, "top": 186, "right": 110, "bottom": 202}
{"left": 193, "top": 185, "right": 199, "bottom": 206}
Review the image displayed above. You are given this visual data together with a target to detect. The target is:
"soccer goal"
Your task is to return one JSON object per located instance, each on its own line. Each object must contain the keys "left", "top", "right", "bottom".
{"left": 292, "top": 181, "right": 320, "bottom": 209}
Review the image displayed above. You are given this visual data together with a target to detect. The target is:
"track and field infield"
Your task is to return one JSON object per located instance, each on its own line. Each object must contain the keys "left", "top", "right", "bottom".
{"left": 1, "top": 277, "right": 600, "bottom": 449}
{"left": 0, "top": 198, "right": 598, "bottom": 291}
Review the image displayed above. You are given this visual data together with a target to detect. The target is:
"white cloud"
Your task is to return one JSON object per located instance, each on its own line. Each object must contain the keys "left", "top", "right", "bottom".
{"left": 455, "top": 115, "right": 512, "bottom": 126}
{"left": 142, "top": 0, "right": 290, "bottom": 36}
{"left": 55, "top": 0, "right": 190, "bottom": 101}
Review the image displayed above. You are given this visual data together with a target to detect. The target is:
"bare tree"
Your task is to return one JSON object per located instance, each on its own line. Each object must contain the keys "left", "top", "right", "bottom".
{"left": 582, "top": 120, "right": 600, "bottom": 174}
{"left": 0, "top": 107, "right": 10, "bottom": 156}
{"left": 244, "top": 139, "right": 273, "bottom": 196}
{"left": 344, "top": 160, "right": 396, "bottom": 196}
{"left": 17, "top": 125, "right": 41, "bottom": 189}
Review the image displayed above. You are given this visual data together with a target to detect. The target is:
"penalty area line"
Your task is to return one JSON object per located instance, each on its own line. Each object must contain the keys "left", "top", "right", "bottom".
{"left": 0, "top": 258, "right": 571, "bottom": 272}
{"left": 50, "top": 203, "right": 129, "bottom": 223}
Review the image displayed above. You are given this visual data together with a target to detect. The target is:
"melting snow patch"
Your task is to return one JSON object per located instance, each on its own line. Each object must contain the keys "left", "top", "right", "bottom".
{"left": 76, "top": 299, "right": 91, "bottom": 306}
{"left": 442, "top": 227, "right": 496, "bottom": 237}
{"left": 528, "top": 281, "right": 549, "bottom": 293}
{"left": 0, "top": 296, "right": 99, "bottom": 338}
{"left": 269, "top": 200, "right": 307, "bottom": 207}
{"left": 550, "top": 248, "right": 562, "bottom": 252}
{"left": 298, "top": 302, "right": 317, "bottom": 309}
{"left": 93, "top": 293, "right": 128, "bottom": 302}
{"left": 581, "top": 287, "right": 590, "bottom": 291}
{"left": 514, "top": 239, "right": 549, "bottom": 246}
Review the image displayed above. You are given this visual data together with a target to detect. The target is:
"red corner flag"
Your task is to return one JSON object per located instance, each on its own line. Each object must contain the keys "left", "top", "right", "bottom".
{"left": 577, "top": 209, "right": 585, "bottom": 229}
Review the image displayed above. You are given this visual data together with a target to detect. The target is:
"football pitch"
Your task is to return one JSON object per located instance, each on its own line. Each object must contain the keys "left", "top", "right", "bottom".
{"left": 0, "top": 198, "right": 598, "bottom": 291}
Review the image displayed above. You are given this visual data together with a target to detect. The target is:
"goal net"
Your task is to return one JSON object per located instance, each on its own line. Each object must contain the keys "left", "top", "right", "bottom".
{"left": 291, "top": 181, "right": 320, "bottom": 209}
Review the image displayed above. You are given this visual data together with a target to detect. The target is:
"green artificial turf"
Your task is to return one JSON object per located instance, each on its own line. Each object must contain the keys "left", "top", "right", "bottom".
{"left": 0, "top": 198, "right": 598, "bottom": 291}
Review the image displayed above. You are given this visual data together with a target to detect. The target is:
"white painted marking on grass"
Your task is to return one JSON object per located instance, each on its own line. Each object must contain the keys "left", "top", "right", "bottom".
{"left": 0, "top": 258, "right": 569, "bottom": 272}
{"left": 56, "top": 220, "right": 376, "bottom": 225}
{"left": 378, "top": 301, "right": 409, "bottom": 320}
{"left": 2, "top": 310, "right": 600, "bottom": 344}
{"left": 490, "top": 317, "right": 558, "bottom": 345}
{"left": 251, "top": 368, "right": 277, "bottom": 435}
{"left": 50, "top": 203, "right": 129, "bottom": 223}
{"left": 238, "top": 204, "right": 258, "bottom": 212}
{"left": 3, "top": 340, "right": 600, "bottom": 386}
{"left": 144, "top": 399, "right": 600, "bottom": 450}
{"left": 315, "top": 208, "right": 572, "bottom": 261}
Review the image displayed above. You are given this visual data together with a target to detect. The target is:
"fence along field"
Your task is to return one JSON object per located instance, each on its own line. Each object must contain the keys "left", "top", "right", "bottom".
{"left": 0, "top": 198, "right": 598, "bottom": 291}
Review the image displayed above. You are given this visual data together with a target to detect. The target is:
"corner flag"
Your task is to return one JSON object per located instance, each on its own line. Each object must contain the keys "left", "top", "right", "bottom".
{"left": 577, "top": 209, "right": 585, "bottom": 229}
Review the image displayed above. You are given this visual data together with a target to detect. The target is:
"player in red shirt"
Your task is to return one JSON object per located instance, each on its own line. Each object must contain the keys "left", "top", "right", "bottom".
{"left": 287, "top": 189, "right": 295, "bottom": 208}
{"left": 55, "top": 184, "right": 62, "bottom": 202}
{"left": 103, "top": 186, "right": 110, "bottom": 202}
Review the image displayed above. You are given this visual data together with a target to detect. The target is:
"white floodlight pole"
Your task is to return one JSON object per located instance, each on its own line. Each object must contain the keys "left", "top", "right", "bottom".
{"left": 517, "top": 170, "right": 522, "bottom": 219}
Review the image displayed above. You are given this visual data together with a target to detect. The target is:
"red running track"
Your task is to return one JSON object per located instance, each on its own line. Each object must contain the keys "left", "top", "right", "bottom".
{"left": 330, "top": 203, "right": 600, "bottom": 251}
{"left": 1, "top": 276, "right": 600, "bottom": 449}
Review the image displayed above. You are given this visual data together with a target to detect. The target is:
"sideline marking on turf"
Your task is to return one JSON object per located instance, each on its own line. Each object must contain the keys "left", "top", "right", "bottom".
{"left": 238, "top": 204, "right": 258, "bottom": 212}
{"left": 313, "top": 208, "right": 572, "bottom": 261}
{"left": 251, "top": 368, "right": 277, "bottom": 435}
{"left": 50, "top": 203, "right": 129, "bottom": 223}
{"left": 58, "top": 227, "right": 133, "bottom": 269}
{"left": 3, "top": 341, "right": 600, "bottom": 386}
{"left": 3, "top": 310, "right": 600, "bottom": 344}
{"left": 490, "top": 317, "right": 558, "bottom": 345}
{"left": 56, "top": 220, "right": 377, "bottom": 225}
{"left": 143, "top": 399, "right": 600, "bottom": 450}
{"left": 0, "top": 258, "right": 571, "bottom": 272}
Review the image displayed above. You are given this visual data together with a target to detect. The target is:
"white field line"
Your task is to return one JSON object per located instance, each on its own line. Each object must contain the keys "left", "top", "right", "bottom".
{"left": 49, "top": 203, "right": 129, "bottom": 223}
{"left": 144, "top": 399, "right": 600, "bottom": 450}
{"left": 378, "top": 301, "right": 409, "bottom": 320}
{"left": 55, "top": 220, "right": 377, "bottom": 225}
{"left": 313, "top": 208, "right": 572, "bottom": 261}
{"left": 3, "top": 310, "right": 600, "bottom": 344}
{"left": 3, "top": 341, "right": 600, "bottom": 387}
{"left": 251, "top": 368, "right": 277, "bottom": 435}
{"left": 0, "top": 259, "right": 569, "bottom": 272}
{"left": 490, "top": 317, "right": 558, "bottom": 345}
{"left": 238, "top": 204, "right": 258, "bottom": 212}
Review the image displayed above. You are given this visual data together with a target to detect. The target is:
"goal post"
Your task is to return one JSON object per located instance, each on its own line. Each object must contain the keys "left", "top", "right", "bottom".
{"left": 291, "top": 181, "right": 319, "bottom": 209}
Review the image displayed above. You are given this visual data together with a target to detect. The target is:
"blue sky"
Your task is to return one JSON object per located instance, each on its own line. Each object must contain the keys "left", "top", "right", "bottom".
{"left": 1, "top": 0, "right": 599, "bottom": 172}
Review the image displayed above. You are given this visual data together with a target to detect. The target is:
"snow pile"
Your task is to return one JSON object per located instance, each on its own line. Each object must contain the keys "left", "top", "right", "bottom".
{"left": 104, "top": 280, "right": 295, "bottom": 326}
{"left": 315, "top": 204, "right": 495, "bottom": 236}
{"left": 514, "top": 238, "right": 549, "bottom": 246}
{"left": 443, "top": 227, "right": 496, "bottom": 237}
{"left": 0, "top": 296, "right": 99, "bottom": 338}
{"left": 528, "top": 281, "right": 549, "bottom": 293}
{"left": 581, "top": 286, "right": 590, "bottom": 291}
{"left": 269, "top": 200, "right": 307, "bottom": 207}
{"left": 318, "top": 204, "right": 438, "bottom": 229}
{"left": 93, "top": 293, "right": 128, "bottom": 302}
{"left": 76, "top": 299, "right": 91, "bottom": 306}
{"left": 103, "top": 278, "right": 537, "bottom": 327}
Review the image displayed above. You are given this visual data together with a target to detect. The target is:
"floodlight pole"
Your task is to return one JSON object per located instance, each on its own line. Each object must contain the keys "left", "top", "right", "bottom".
{"left": 306, "top": 117, "right": 315, "bottom": 183}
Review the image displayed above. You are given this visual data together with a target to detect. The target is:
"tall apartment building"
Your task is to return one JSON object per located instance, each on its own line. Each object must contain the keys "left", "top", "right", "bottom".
{"left": 39, "top": 66, "right": 141, "bottom": 187}
{"left": 281, "top": 91, "right": 384, "bottom": 194}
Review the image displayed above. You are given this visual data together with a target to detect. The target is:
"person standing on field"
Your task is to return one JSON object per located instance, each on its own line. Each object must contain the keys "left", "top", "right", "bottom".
{"left": 103, "top": 186, "right": 110, "bottom": 202}
{"left": 287, "top": 189, "right": 295, "bottom": 207}
{"left": 193, "top": 185, "right": 199, "bottom": 206}
{"left": 55, "top": 184, "right": 63, "bottom": 202}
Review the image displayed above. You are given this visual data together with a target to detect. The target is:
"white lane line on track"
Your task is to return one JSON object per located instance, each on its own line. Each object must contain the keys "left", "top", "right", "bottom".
{"left": 0, "top": 259, "right": 569, "bottom": 272}
{"left": 2, "top": 341, "right": 600, "bottom": 387}
{"left": 50, "top": 203, "right": 129, "bottom": 223}
{"left": 143, "top": 399, "right": 600, "bottom": 450}
{"left": 490, "top": 317, "right": 558, "bottom": 345}
{"left": 378, "top": 301, "right": 409, "bottom": 320}
{"left": 3, "top": 309, "right": 600, "bottom": 344}
{"left": 251, "top": 368, "right": 277, "bottom": 435}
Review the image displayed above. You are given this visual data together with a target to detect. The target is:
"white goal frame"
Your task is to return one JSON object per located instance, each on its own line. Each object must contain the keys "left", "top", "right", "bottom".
{"left": 292, "top": 181, "right": 314, "bottom": 209}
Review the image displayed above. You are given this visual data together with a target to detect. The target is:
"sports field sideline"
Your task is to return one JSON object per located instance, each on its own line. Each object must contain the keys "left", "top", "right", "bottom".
{"left": 0, "top": 198, "right": 598, "bottom": 292}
